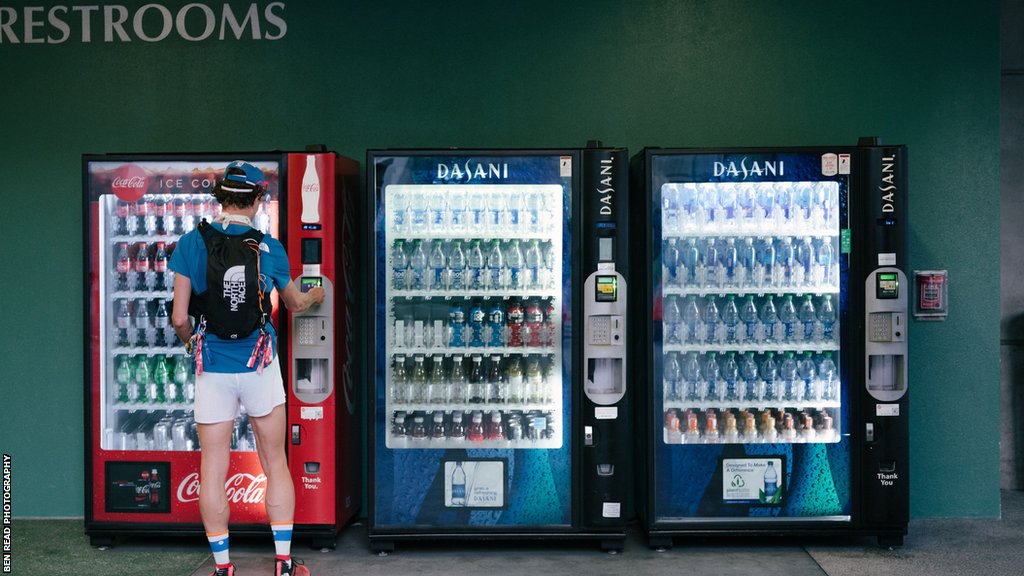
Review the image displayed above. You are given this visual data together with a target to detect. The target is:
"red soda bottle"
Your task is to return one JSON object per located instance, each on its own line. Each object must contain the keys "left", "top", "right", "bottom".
{"left": 134, "top": 242, "right": 150, "bottom": 290}
{"left": 153, "top": 242, "right": 168, "bottom": 290}
{"left": 543, "top": 300, "right": 556, "bottom": 346}
{"left": 506, "top": 299, "right": 524, "bottom": 347}
{"left": 115, "top": 200, "right": 131, "bottom": 235}
{"left": 152, "top": 198, "right": 167, "bottom": 235}
{"left": 525, "top": 299, "right": 543, "bottom": 347}
{"left": 115, "top": 242, "right": 131, "bottom": 291}
{"left": 467, "top": 411, "right": 485, "bottom": 442}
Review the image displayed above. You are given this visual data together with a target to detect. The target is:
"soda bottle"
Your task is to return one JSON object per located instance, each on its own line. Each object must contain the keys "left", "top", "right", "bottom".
{"left": 467, "top": 411, "right": 485, "bottom": 442}
{"left": 409, "top": 239, "right": 427, "bottom": 290}
{"left": 429, "top": 239, "right": 447, "bottom": 290}
{"left": 488, "top": 356, "right": 505, "bottom": 403}
{"left": 721, "top": 294, "right": 739, "bottom": 343}
{"left": 468, "top": 355, "right": 485, "bottom": 403}
{"left": 151, "top": 355, "right": 169, "bottom": 404}
{"left": 704, "top": 409, "right": 720, "bottom": 444}
{"left": 799, "top": 294, "right": 817, "bottom": 342}
{"left": 739, "top": 295, "right": 759, "bottom": 342}
{"left": 153, "top": 242, "right": 169, "bottom": 291}
{"left": 779, "top": 352, "right": 798, "bottom": 401}
{"left": 702, "top": 296, "right": 720, "bottom": 344}
{"left": 488, "top": 411, "right": 505, "bottom": 440}
{"left": 134, "top": 242, "right": 151, "bottom": 290}
{"left": 760, "top": 294, "right": 778, "bottom": 342}
{"left": 172, "top": 355, "right": 189, "bottom": 403}
{"left": 663, "top": 238, "right": 681, "bottom": 286}
{"left": 391, "top": 240, "right": 408, "bottom": 291}
{"left": 409, "top": 415, "right": 427, "bottom": 439}
{"left": 134, "top": 298, "right": 151, "bottom": 347}
{"left": 153, "top": 199, "right": 167, "bottom": 235}
{"left": 682, "top": 351, "right": 701, "bottom": 401}
{"left": 684, "top": 410, "right": 702, "bottom": 444}
{"left": 448, "top": 302, "right": 466, "bottom": 347}
{"left": 391, "top": 412, "right": 407, "bottom": 440}
{"left": 682, "top": 238, "right": 700, "bottom": 286}
{"left": 818, "top": 352, "right": 838, "bottom": 400}
{"left": 506, "top": 239, "right": 524, "bottom": 290}
{"left": 116, "top": 355, "right": 133, "bottom": 403}
{"left": 704, "top": 352, "right": 721, "bottom": 402}
{"left": 172, "top": 197, "right": 188, "bottom": 234}
{"left": 722, "top": 238, "right": 738, "bottom": 286}
{"left": 681, "top": 295, "right": 700, "bottom": 344}
{"left": 703, "top": 238, "right": 720, "bottom": 288}
{"left": 116, "top": 299, "right": 132, "bottom": 347}
{"left": 449, "top": 355, "right": 468, "bottom": 404}
{"left": 817, "top": 238, "right": 834, "bottom": 286}
{"left": 665, "top": 410, "right": 683, "bottom": 444}
{"left": 133, "top": 355, "right": 151, "bottom": 403}
{"left": 430, "top": 411, "right": 447, "bottom": 440}
{"left": 115, "top": 200, "right": 131, "bottom": 235}
{"left": 525, "top": 239, "right": 543, "bottom": 289}
{"left": 722, "top": 352, "right": 740, "bottom": 401}
{"left": 390, "top": 355, "right": 408, "bottom": 403}
{"left": 525, "top": 299, "right": 543, "bottom": 347}
{"left": 663, "top": 295, "right": 682, "bottom": 345}
{"left": 154, "top": 299, "right": 170, "bottom": 347}
{"left": 134, "top": 198, "right": 152, "bottom": 235}
{"left": 507, "top": 356, "right": 524, "bottom": 403}
{"left": 723, "top": 411, "right": 739, "bottom": 444}
{"left": 777, "top": 236, "right": 795, "bottom": 287}
{"left": 486, "top": 301, "right": 505, "bottom": 347}
{"left": 410, "top": 355, "right": 427, "bottom": 403}
{"left": 526, "top": 356, "right": 544, "bottom": 404}
{"left": 449, "top": 411, "right": 466, "bottom": 441}
{"left": 451, "top": 460, "right": 467, "bottom": 504}
{"left": 796, "top": 237, "right": 814, "bottom": 285}
{"left": 428, "top": 356, "right": 446, "bottom": 404}
{"left": 664, "top": 352, "right": 681, "bottom": 401}
{"left": 542, "top": 299, "right": 557, "bottom": 347}
{"left": 467, "top": 239, "right": 485, "bottom": 290}
{"left": 448, "top": 240, "right": 466, "bottom": 291}
{"left": 116, "top": 242, "right": 131, "bottom": 291}
{"left": 798, "top": 351, "right": 817, "bottom": 401}
{"left": 468, "top": 300, "right": 485, "bottom": 347}
{"left": 779, "top": 294, "right": 798, "bottom": 342}
{"left": 486, "top": 240, "right": 504, "bottom": 290}
{"left": 741, "top": 351, "right": 760, "bottom": 401}
{"left": 818, "top": 294, "right": 837, "bottom": 342}
{"left": 506, "top": 299, "right": 525, "bottom": 347}
{"left": 760, "top": 352, "right": 778, "bottom": 401}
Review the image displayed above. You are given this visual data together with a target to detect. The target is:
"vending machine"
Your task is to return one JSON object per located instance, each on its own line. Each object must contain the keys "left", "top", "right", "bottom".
{"left": 633, "top": 138, "right": 909, "bottom": 547}
{"left": 83, "top": 150, "right": 361, "bottom": 548}
{"left": 367, "top": 146, "right": 630, "bottom": 552}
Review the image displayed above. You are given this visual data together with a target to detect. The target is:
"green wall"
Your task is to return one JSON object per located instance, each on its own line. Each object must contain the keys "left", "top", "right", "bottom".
{"left": 0, "top": 1, "right": 1000, "bottom": 518}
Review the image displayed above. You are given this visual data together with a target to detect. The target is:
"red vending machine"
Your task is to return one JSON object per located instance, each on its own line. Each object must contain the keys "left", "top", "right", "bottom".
{"left": 83, "top": 150, "right": 360, "bottom": 548}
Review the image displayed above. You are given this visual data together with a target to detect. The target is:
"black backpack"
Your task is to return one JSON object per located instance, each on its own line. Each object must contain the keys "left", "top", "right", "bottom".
{"left": 189, "top": 220, "right": 272, "bottom": 339}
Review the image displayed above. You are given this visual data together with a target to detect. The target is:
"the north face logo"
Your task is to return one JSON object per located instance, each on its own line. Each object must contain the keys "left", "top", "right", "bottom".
{"left": 223, "top": 265, "right": 247, "bottom": 311}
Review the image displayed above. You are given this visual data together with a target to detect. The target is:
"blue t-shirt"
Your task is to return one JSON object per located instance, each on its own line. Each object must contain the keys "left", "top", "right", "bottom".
{"left": 169, "top": 222, "right": 291, "bottom": 373}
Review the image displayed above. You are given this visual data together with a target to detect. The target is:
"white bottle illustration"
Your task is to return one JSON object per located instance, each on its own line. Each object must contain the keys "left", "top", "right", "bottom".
{"left": 301, "top": 155, "right": 321, "bottom": 223}
{"left": 451, "top": 461, "right": 467, "bottom": 506}
{"left": 763, "top": 461, "right": 778, "bottom": 500}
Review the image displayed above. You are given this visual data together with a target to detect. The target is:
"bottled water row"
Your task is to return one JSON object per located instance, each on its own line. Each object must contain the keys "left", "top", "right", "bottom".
{"left": 390, "top": 409, "right": 556, "bottom": 445}
{"left": 664, "top": 406, "right": 838, "bottom": 445}
{"left": 661, "top": 180, "right": 840, "bottom": 234}
{"left": 663, "top": 293, "right": 837, "bottom": 346}
{"left": 663, "top": 236, "right": 837, "bottom": 290}
{"left": 392, "top": 238, "right": 557, "bottom": 292}
{"left": 389, "top": 187, "right": 558, "bottom": 235}
{"left": 663, "top": 350, "right": 839, "bottom": 404}
{"left": 389, "top": 353, "right": 555, "bottom": 406}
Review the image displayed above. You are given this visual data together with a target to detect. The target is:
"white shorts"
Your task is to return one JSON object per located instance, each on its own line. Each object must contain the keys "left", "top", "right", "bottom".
{"left": 193, "top": 357, "right": 286, "bottom": 424}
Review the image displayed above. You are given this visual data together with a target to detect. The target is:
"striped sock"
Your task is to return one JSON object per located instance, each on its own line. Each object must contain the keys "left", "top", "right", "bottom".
{"left": 271, "top": 522, "right": 293, "bottom": 563}
{"left": 206, "top": 530, "right": 230, "bottom": 569}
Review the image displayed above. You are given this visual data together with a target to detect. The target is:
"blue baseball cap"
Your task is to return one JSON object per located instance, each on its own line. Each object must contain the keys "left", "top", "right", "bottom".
{"left": 220, "top": 160, "right": 265, "bottom": 192}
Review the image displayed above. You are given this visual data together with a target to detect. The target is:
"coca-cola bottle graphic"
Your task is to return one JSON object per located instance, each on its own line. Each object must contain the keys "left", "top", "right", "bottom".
{"left": 135, "top": 469, "right": 151, "bottom": 508}
{"left": 301, "top": 155, "right": 321, "bottom": 223}
{"left": 149, "top": 468, "right": 161, "bottom": 506}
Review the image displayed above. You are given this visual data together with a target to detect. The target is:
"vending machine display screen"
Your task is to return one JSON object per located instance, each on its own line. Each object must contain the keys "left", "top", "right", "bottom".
{"left": 300, "top": 276, "right": 323, "bottom": 293}
{"left": 596, "top": 275, "right": 618, "bottom": 302}
{"left": 877, "top": 272, "right": 899, "bottom": 299}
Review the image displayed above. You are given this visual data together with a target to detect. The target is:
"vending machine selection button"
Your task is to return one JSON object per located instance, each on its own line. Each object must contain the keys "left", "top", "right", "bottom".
{"left": 291, "top": 424, "right": 301, "bottom": 445}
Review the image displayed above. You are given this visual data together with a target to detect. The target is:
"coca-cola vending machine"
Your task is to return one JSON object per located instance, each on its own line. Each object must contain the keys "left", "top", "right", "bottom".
{"left": 83, "top": 150, "right": 361, "bottom": 548}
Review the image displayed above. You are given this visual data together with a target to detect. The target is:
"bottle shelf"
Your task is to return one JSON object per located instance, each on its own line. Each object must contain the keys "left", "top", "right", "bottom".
{"left": 390, "top": 402, "right": 556, "bottom": 412}
{"left": 663, "top": 284, "right": 839, "bottom": 298}
{"left": 111, "top": 346, "right": 185, "bottom": 356}
{"left": 111, "top": 290, "right": 174, "bottom": 299}
{"left": 392, "top": 230, "right": 558, "bottom": 242}
{"left": 391, "top": 345, "right": 557, "bottom": 356}
{"left": 662, "top": 225, "right": 840, "bottom": 240}
{"left": 664, "top": 399, "right": 841, "bottom": 412}
{"left": 113, "top": 401, "right": 193, "bottom": 411}
{"left": 663, "top": 342, "right": 839, "bottom": 354}
{"left": 391, "top": 288, "right": 559, "bottom": 300}
{"left": 663, "top": 430, "right": 841, "bottom": 445}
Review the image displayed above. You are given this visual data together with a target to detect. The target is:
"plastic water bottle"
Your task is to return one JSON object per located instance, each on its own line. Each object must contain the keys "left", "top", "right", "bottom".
{"left": 662, "top": 184, "right": 681, "bottom": 231}
{"left": 448, "top": 240, "right": 466, "bottom": 291}
{"left": 467, "top": 240, "right": 485, "bottom": 290}
{"left": 469, "top": 193, "right": 487, "bottom": 231}
{"left": 741, "top": 352, "right": 760, "bottom": 401}
{"left": 506, "top": 239, "right": 524, "bottom": 290}
{"left": 818, "top": 294, "right": 837, "bottom": 342}
{"left": 450, "top": 355, "right": 468, "bottom": 403}
{"left": 449, "top": 303, "right": 466, "bottom": 347}
{"left": 759, "top": 236, "right": 776, "bottom": 287}
{"left": 486, "top": 240, "right": 504, "bottom": 290}
{"left": 543, "top": 242, "right": 556, "bottom": 289}
{"left": 487, "top": 189, "right": 505, "bottom": 229}
{"left": 429, "top": 239, "right": 447, "bottom": 290}
{"left": 409, "top": 239, "right": 427, "bottom": 290}
{"left": 739, "top": 237, "right": 757, "bottom": 286}
{"left": 410, "top": 355, "right": 427, "bottom": 403}
{"left": 391, "top": 356, "right": 408, "bottom": 402}
{"left": 819, "top": 352, "right": 838, "bottom": 400}
{"left": 722, "top": 238, "right": 738, "bottom": 286}
{"left": 704, "top": 352, "right": 722, "bottom": 402}
{"left": 526, "top": 191, "right": 544, "bottom": 232}
{"left": 799, "top": 294, "right": 817, "bottom": 342}
{"left": 410, "top": 189, "right": 428, "bottom": 231}
{"left": 796, "top": 237, "right": 814, "bottom": 285}
{"left": 525, "top": 239, "right": 543, "bottom": 289}
{"left": 663, "top": 238, "right": 681, "bottom": 286}
{"left": 722, "top": 352, "right": 739, "bottom": 401}
{"left": 817, "top": 238, "right": 834, "bottom": 286}
{"left": 682, "top": 238, "right": 700, "bottom": 286}
{"left": 760, "top": 294, "right": 778, "bottom": 342}
{"left": 721, "top": 294, "right": 740, "bottom": 343}
{"left": 780, "top": 352, "right": 798, "bottom": 401}
{"left": 507, "top": 192, "right": 523, "bottom": 231}
{"left": 779, "top": 294, "right": 798, "bottom": 342}
{"left": 702, "top": 296, "right": 720, "bottom": 344}
{"left": 777, "top": 236, "right": 795, "bottom": 287}
{"left": 703, "top": 238, "right": 720, "bottom": 288}
{"left": 682, "top": 295, "right": 700, "bottom": 344}
{"left": 757, "top": 182, "right": 776, "bottom": 223}
{"left": 699, "top": 183, "right": 720, "bottom": 229}
{"left": 664, "top": 352, "right": 682, "bottom": 401}
{"left": 796, "top": 183, "right": 814, "bottom": 222}
{"left": 428, "top": 356, "right": 447, "bottom": 404}
{"left": 737, "top": 183, "right": 757, "bottom": 227}
{"left": 798, "top": 351, "right": 817, "bottom": 401}
{"left": 718, "top": 183, "right": 737, "bottom": 225}
{"left": 663, "top": 295, "right": 682, "bottom": 345}
{"left": 448, "top": 188, "right": 468, "bottom": 230}
{"left": 740, "top": 295, "right": 759, "bottom": 342}
{"left": 760, "top": 352, "right": 778, "bottom": 401}
{"left": 429, "top": 192, "right": 446, "bottom": 229}
{"left": 469, "top": 301, "right": 486, "bottom": 347}
{"left": 683, "top": 352, "right": 702, "bottom": 401}
{"left": 777, "top": 184, "right": 794, "bottom": 223}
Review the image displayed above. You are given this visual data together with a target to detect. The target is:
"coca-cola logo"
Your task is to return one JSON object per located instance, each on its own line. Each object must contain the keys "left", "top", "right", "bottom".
{"left": 111, "top": 164, "right": 148, "bottom": 202}
{"left": 176, "top": 472, "right": 268, "bottom": 505}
